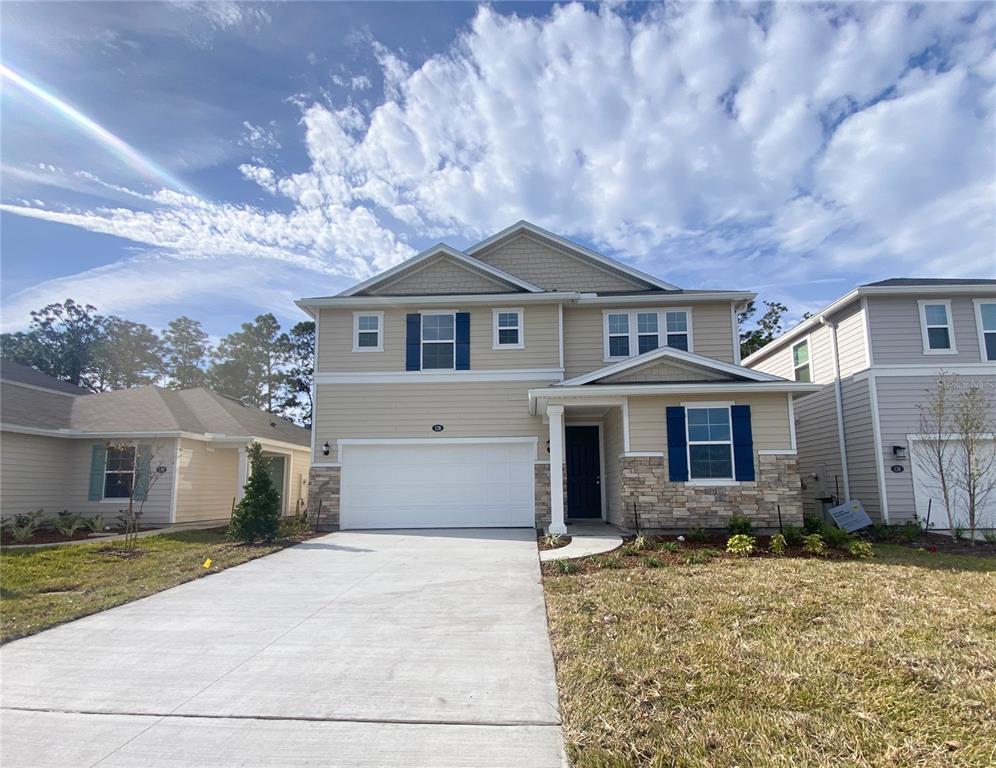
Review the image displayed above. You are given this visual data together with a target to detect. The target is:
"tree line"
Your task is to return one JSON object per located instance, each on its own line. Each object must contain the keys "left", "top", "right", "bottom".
{"left": 0, "top": 299, "right": 314, "bottom": 427}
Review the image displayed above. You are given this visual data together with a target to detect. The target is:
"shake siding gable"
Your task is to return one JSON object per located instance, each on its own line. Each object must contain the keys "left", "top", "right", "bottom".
{"left": 602, "top": 360, "right": 729, "bottom": 384}
{"left": 365, "top": 255, "right": 521, "bottom": 296}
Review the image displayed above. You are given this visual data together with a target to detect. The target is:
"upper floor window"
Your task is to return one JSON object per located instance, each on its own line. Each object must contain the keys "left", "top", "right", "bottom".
{"left": 792, "top": 338, "right": 812, "bottom": 382}
{"left": 975, "top": 300, "right": 996, "bottom": 361}
{"left": 104, "top": 445, "right": 136, "bottom": 499}
{"left": 493, "top": 308, "right": 524, "bottom": 349}
{"left": 353, "top": 312, "right": 383, "bottom": 352}
{"left": 918, "top": 300, "right": 956, "bottom": 354}
{"left": 604, "top": 309, "right": 692, "bottom": 361}
{"left": 422, "top": 313, "right": 455, "bottom": 370}
{"left": 686, "top": 406, "right": 733, "bottom": 480}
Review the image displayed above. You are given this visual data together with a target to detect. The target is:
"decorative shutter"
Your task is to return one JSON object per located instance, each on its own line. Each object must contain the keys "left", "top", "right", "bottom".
{"left": 665, "top": 407, "right": 688, "bottom": 482}
{"left": 133, "top": 443, "right": 153, "bottom": 501}
{"left": 731, "top": 405, "right": 755, "bottom": 481}
{"left": 88, "top": 444, "right": 107, "bottom": 500}
{"left": 405, "top": 314, "right": 421, "bottom": 371}
{"left": 455, "top": 312, "right": 470, "bottom": 370}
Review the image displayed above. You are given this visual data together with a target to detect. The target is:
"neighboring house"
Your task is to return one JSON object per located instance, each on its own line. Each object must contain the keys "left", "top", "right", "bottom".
{"left": 0, "top": 360, "right": 310, "bottom": 527}
{"left": 744, "top": 279, "right": 996, "bottom": 529}
{"left": 298, "top": 221, "right": 817, "bottom": 534}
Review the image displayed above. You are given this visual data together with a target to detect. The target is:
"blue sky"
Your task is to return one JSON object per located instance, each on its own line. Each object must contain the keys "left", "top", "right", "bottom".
{"left": 2, "top": 1, "right": 994, "bottom": 337}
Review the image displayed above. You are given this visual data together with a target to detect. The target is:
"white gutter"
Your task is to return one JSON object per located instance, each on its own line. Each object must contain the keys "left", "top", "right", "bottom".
{"left": 822, "top": 317, "right": 851, "bottom": 501}
{"left": 0, "top": 423, "right": 309, "bottom": 452}
{"left": 295, "top": 291, "right": 581, "bottom": 315}
{"left": 574, "top": 291, "right": 755, "bottom": 306}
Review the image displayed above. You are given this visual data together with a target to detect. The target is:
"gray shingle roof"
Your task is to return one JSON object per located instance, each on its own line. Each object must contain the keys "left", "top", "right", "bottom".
{"left": 863, "top": 277, "right": 996, "bottom": 287}
{"left": 0, "top": 360, "right": 90, "bottom": 395}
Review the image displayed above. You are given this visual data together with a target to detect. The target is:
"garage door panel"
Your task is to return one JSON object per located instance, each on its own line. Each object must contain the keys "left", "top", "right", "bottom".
{"left": 340, "top": 441, "right": 536, "bottom": 529}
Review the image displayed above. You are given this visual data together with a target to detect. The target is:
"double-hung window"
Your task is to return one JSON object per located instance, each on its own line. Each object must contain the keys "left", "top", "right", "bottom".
{"left": 604, "top": 309, "right": 692, "bottom": 360}
{"left": 104, "top": 445, "right": 136, "bottom": 499}
{"left": 636, "top": 312, "right": 659, "bottom": 354}
{"left": 918, "top": 300, "right": 956, "bottom": 353}
{"left": 792, "top": 339, "right": 812, "bottom": 382}
{"left": 421, "top": 313, "right": 455, "bottom": 370}
{"left": 664, "top": 311, "right": 689, "bottom": 351}
{"left": 975, "top": 300, "right": 996, "bottom": 361}
{"left": 493, "top": 308, "right": 524, "bottom": 349}
{"left": 607, "top": 313, "right": 630, "bottom": 357}
{"left": 686, "top": 407, "right": 734, "bottom": 480}
{"left": 353, "top": 312, "right": 383, "bottom": 352}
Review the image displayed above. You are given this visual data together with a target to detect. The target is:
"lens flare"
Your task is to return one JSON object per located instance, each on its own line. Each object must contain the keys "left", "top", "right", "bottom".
{"left": 1, "top": 64, "right": 196, "bottom": 196}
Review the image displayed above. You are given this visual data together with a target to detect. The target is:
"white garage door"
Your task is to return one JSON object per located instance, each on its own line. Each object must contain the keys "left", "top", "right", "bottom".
{"left": 911, "top": 438, "right": 996, "bottom": 531}
{"left": 339, "top": 440, "right": 536, "bottom": 529}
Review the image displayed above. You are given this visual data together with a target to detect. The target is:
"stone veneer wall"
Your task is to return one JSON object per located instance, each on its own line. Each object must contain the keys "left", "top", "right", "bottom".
{"left": 308, "top": 466, "right": 341, "bottom": 532}
{"left": 533, "top": 463, "right": 567, "bottom": 530}
{"left": 619, "top": 454, "right": 803, "bottom": 531}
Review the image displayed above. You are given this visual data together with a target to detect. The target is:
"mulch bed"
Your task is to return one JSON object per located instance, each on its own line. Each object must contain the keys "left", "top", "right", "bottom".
{"left": 537, "top": 533, "right": 573, "bottom": 551}
{"left": 1, "top": 525, "right": 156, "bottom": 547}
{"left": 897, "top": 532, "right": 996, "bottom": 557}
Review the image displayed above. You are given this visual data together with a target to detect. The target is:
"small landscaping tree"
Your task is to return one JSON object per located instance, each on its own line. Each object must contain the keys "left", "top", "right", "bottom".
{"left": 951, "top": 381, "right": 996, "bottom": 545}
{"left": 915, "top": 374, "right": 957, "bottom": 535}
{"left": 229, "top": 442, "right": 281, "bottom": 545}
{"left": 106, "top": 440, "right": 171, "bottom": 552}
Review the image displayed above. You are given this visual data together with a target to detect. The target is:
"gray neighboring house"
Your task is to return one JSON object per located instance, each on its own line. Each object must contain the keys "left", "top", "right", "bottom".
{"left": 744, "top": 279, "right": 996, "bottom": 529}
{"left": 0, "top": 361, "right": 311, "bottom": 527}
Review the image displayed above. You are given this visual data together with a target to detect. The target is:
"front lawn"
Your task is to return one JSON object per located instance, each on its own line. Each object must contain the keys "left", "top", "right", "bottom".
{"left": 1, "top": 527, "right": 309, "bottom": 643}
{"left": 544, "top": 544, "right": 996, "bottom": 767}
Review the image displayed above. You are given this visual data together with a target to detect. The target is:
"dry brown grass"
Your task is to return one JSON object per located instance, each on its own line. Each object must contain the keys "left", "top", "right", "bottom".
{"left": 543, "top": 545, "right": 996, "bottom": 768}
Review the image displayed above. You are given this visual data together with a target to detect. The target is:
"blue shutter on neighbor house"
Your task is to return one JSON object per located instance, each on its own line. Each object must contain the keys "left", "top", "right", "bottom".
{"left": 88, "top": 444, "right": 107, "bottom": 500}
{"left": 665, "top": 407, "right": 688, "bottom": 482}
{"left": 731, "top": 405, "right": 755, "bottom": 481}
{"left": 406, "top": 314, "right": 421, "bottom": 371}
{"left": 133, "top": 443, "right": 153, "bottom": 501}
{"left": 455, "top": 312, "right": 470, "bottom": 370}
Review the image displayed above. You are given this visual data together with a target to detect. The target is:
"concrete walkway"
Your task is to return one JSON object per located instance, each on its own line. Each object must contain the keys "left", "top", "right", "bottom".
{"left": 0, "top": 529, "right": 565, "bottom": 767}
{"left": 540, "top": 523, "right": 624, "bottom": 561}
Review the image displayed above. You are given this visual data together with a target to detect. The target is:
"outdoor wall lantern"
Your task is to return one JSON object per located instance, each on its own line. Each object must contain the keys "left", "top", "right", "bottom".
{"left": 546, "top": 440, "right": 551, "bottom": 454}
{"left": 322, "top": 441, "right": 330, "bottom": 457}
{"left": 892, "top": 445, "right": 907, "bottom": 460}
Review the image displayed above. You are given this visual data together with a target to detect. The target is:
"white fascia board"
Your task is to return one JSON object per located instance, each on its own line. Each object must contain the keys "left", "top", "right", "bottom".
{"left": 576, "top": 291, "right": 755, "bottom": 306}
{"left": 465, "top": 220, "right": 680, "bottom": 291}
{"left": 337, "top": 244, "right": 544, "bottom": 297}
{"left": 316, "top": 368, "right": 563, "bottom": 384}
{"left": 0, "top": 424, "right": 309, "bottom": 452}
{"left": 743, "top": 289, "right": 861, "bottom": 366}
{"left": 296, "top": 291, "right": 579, "bottom": 311}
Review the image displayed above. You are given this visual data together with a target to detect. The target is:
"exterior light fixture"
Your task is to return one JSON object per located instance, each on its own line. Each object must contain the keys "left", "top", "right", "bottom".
{"left": 322, "top": 441, "right": 330, "bottom": 457}
{"left": 892, "top": 445, "right": 907, "bottom": 459}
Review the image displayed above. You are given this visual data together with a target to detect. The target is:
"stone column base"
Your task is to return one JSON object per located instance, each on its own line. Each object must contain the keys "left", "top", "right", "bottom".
{"left": 308, "top": 466, "right": 341, "bottom": 532}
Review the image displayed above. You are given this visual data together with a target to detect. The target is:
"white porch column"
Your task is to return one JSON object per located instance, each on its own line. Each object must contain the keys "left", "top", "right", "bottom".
{"left": 548, "top": 405, "right": 567, "bottom": 535}
{"left": 236, "top": 447, "right": 249, "bottom": 502}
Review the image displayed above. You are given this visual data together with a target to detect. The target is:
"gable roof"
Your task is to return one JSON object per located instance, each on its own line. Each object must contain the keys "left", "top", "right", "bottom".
{"left": 863, "top": 277, "right": 996, "bottom": 287}
{"left": 558, "top": 345, "right": 783, "bottom": 387}
{"left": 339, "top": 244, "right": 543, "bottom": 297}
{"left": 0, "top": 360, "right": 90, "bottom": 395}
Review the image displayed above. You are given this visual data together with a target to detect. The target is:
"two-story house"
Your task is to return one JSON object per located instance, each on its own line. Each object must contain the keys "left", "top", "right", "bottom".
{"left": 298, "top": 222, "right": 818, "bottom": 534}
{"left": 744, "top": 278, "right": 996, "bottom": 529}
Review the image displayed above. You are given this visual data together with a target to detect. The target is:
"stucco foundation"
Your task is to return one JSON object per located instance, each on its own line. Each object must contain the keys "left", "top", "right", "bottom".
{"left": 308, "top": 466, "right": 341, "bottom": 532}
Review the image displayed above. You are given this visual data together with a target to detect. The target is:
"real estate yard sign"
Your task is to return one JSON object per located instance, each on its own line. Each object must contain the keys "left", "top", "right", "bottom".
{"left": 828, "top": 499, "right": 872, "bottom": 532}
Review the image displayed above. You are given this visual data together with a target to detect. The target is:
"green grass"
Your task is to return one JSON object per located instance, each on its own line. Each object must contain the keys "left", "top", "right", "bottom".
{"left": 544, "top": 545, "right": 996, "bottom": 768}
{"left": 0, "top": 528, "right": 298, "bottom": 643}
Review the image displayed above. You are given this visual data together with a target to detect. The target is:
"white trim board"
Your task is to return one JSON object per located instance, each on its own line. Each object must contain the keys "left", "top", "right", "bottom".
{"left": 316, "top": 368, "right": 564, "bottom": 384}
{"left": 338, "top": 436, "right": 539, "bottom": 446}
{"left": 852, "top": 363, "right": 996, "bottom": 379}
{"left": 297, "top": 292, "right": 580, "bottom": 313}
{"left": 0, "top": 423, "right": 309, "bottom": 452}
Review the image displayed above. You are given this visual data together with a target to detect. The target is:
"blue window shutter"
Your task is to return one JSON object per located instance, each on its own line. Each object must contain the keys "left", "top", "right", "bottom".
{"left": 406, "top": 314, "right": 421, "bottom": 371}
{"left": 665, "top": 407, "right": 688, "bottom": 482}
{"left": 731, "top": 405, "right": 755, "bottom": 481}
{"left": 455, "top": 312, "right": 470, "bottom": 370}
{"left": 88, "top": 444, "right": 107, "bottom": 500}
{"left": 133, "top": 443, "right": 152, "bottom": 501}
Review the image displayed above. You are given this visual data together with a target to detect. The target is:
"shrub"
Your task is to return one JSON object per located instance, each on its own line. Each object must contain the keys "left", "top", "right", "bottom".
{"left": 632, "top": 534, "right": 649, "bottom": 551}
{"left": 643, "top": 556, "right": 663, "bottom": 568}
{"left": 868, "top": 522, "right": 921, "bottom": 543}
{"left": 726, "top": 534, "right": 755, "bottom": 557}
{"left": 822, "top": 525, "right": 853, "bottom": 550}
{"left": 53, "top": 511, "right": 84, "bottom": 538}
{"left": 782, "top": 525, "right": 803, "bottom": 547}
{"left": 952, "top": 525, "right": 966, "bottom": 541}
{"left": 82, "top": 514, "right": 105, "bottom": 534}
{"left": 599, "top": 554, "right": 623, "bottom": 569}
{"left": 228, "top": 443, "right": 281, "bottom": 545}
{"left": 658, "top": 540, "right": 681, "bottom": 553}
{"left": 279, "top": 513, "right": 310, "bottom": 538}
{"left": 5, "top": 510, "right": 44, "bottom": 544}
{"left": 803, "top": 515, "right": 824, "bottom": 534}
{"left": 983, "top": 530, "right": 996, "bottom": 544}
{"left": 687, "top": 526, "right": 709, "bottom": 542}
{"left": 553, "top": 558, "right": 578, "bottom": 574}
{"left": 803, "top": 534, "right": 828, "bottom": 556}
{"left": 848, "top": 540, "right": 874, "bottom": 559}
{"left": 728, "top": 515, "right": 753, "bottom": 535}
{"left": 769, "top": 534, "right": 787, "bottom": 556}
{"left": 540, "top": 532, "right": 564, "bottom": 549}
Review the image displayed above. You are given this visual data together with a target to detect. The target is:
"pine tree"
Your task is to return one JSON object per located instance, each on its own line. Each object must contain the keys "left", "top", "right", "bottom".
{"left": 162, "top": 316, "right": 211, "bottom": 389}
{"left": 228, "top": 442, "right": 281, "bottom": 544}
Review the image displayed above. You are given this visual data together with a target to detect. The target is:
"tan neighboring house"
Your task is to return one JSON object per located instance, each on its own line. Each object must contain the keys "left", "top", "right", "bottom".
{"left": 298, "top": 221, "right": 818, "bottom": 534}
{"left": 744, "top": 278, "right": 996, "bottom": 529}
{"left": 0, "top": 360, "right": 311, "bottom": 527}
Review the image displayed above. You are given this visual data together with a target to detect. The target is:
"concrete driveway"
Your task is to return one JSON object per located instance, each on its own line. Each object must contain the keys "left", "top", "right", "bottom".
{"left": 0, "top": 529, "right": 564, "bottom": 767}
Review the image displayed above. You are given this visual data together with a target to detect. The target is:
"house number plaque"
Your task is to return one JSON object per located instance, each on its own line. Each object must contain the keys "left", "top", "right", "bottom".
{"left": 432, "top": 424, "right": 444, "bottom": 432}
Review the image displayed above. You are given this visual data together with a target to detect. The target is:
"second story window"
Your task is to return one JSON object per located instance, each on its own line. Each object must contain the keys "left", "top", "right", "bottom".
{"left": 422, "top": 313, "right": 455, "bottom": 370}
{"left": 637, "top": 312, "right": 659, "bottom": 353}
{"left": 353, "top": 312, "right": 383, "bottom": 352}
{"left": 975, "top": 300, "right": 996, "bottom": 361}
{"left": 607, "top": 313, "right": 630, "bottom": 357}
{"left": 493, "top": 308, "right": 524, "bottom": 349}
{"left": 604, "top": 309, "right": 693, "bottom": 360}
{"left": 792, "top": 339, "right": 811, "bottom": 382}
{"left": 918, "top": 300, "right": 956, "bottom": 354}
{"left": 664, "top": 311, "right": 689, "bottom": 351}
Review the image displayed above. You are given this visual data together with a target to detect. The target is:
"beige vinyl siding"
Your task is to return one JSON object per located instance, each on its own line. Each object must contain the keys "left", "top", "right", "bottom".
{"left": 365, "top": 255, "right": 519, "bottom": 296}
{"left": 627, "top": 392, "right": 793, "bottom": 454}
{"left": 749, "top": 343, "right": 796, "bottom": 380}
{"left": 473, "top": 233, "right": 647, "bottom": 292}
{"left": 602, "top": 360, "right": 728, "bottom": 384}
{"left": 318, "top": 304, "right": 561, "bottom": 373}
{"left": 283, "top": 446, "right": 310, "bottom": 515}
{"left": 602, "top": 407, "right": 625, "bottom": 526}
{"left": 691, "top": 302, "right": 738, "bottom": 364}
{"left": 562, "top": 305, "right": 605, "bottom": 379}
{"left": 867, "top": 294, "right": 995, "bottom": 364}
{"left": 173, "top": 439, "right": 239, "bottom": 523}
{"left": 314, "top": 380, "right": 547, "bottom": 462}
{"left": 0, "top": 431, "right": 72, "bottom": 518}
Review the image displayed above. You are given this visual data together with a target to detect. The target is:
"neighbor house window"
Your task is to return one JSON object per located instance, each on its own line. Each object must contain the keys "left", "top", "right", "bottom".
{"left": 421, "top": 313, "right": 455, "bottom": 369}
{"left": 352, "top": 312, "right": 383, "bottom": 352}
{"left": 686, "top": 407, "right": 734, "bottom": 480}
{"left": 637, "top": 312, "right": 659, "bottom": 354}
{"left": 604, "top": 309, "right": 693, "bottom": 360}
{"left": 664, "top": 311, "right": 689, "bottom": 351}
{"left": 975, "top": 300, "right": 996, "bottom": 361}
{"left": 918, "top": 300, "right": 956, "bottom": 353}
{"left": 493, "top": 308, "right": 524, "bottom": 349}
{"left": 104, "top": 445, "right": 136, "bottom": 499}
{"left": 607, "top": 313, "right": 630, "bottom": 358}
{"left": 792, "top": 339, "right": 812, "bottom": 382}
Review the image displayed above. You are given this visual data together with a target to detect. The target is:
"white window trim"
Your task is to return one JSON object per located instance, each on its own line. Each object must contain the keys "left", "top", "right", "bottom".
{"left": 684, "top": 404, "right": 736, "bottom": 484}
{"left": 352, "top": 311, "right": 384, "bottom": 353}
{"left": 492, "top": 307, "right": 525, "bottom": 350}
{"left": 973, "top": 298, "right": 996, "bottom": 362}
{"left": 792, "top": 335, "right": 813, "bottom": 382}
{"left": 602, "top": 308, "right": 693, "bottom": 362}
{"left": 420, "top": 310, "right": 456, "bottom": 371}
{"left": 917, "top": 299, "right": 957, "bottom": 355}
{"left": 101, "top": 442, "right": 137, "bottom": 502}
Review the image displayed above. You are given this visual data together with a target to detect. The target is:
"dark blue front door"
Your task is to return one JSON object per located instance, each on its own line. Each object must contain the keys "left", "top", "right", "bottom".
{"left": 566, "top": 426, "right": 601, "bottom": 519}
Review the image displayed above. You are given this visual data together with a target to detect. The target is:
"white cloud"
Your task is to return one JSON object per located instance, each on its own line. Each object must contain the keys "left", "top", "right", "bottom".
{"left": 239, "top": 120, "right": 281, "bottom": 151}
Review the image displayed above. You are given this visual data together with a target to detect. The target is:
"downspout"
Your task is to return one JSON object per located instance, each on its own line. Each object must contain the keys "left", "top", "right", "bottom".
{"left": 821, "top": 317, "right": 850, "bottom": 501}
